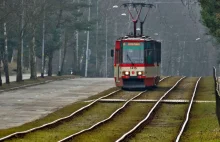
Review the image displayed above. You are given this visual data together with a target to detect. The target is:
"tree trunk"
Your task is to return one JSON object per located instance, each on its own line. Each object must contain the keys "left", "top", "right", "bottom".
{"left": 17, "top": 0, "right": 24, "bottom": 82}
{"left": 16, "top": 38, "right": 22, "bottom": 82}
{"left": 48, "top": 52, "right": 53, "bottom": 76}
{"left": 30, "top": 26, "right": 37, "bottom": 79}
{"left": 75, "top": 31, "right": 79, "bottom": 74}
{"left": 3, "top": 22, "right": 10, "bottom": 84}
{"left": 16, "top": 24, "right": 23, "bottom": 82}
{"left": 61, "top": 31, "right": 68, "bottom": 75}
{"left": 0, "top": 54, "right": 2, "bottom": 86}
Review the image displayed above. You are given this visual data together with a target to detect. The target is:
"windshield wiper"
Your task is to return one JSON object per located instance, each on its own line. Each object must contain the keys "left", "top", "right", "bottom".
{"left": 127, "top": 54, "right": 134, "bottom": 66}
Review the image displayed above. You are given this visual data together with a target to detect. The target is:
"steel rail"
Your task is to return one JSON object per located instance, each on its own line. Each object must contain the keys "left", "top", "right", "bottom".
{"left": 0, "top": 76, "right": 170, "bottom": 141}
{"left": 58, "top": 90, "right": 147, "bottom": 142}
{"left": 175, "top": 77, "right": 201, "bottom": 142}
{"left": 159, "top": 76, "right": 170, "bottom": 82}
{"left": 0, "top": 89, "right": 121, "bottom": 141}
{"left": 116, "top": 77, "right": 185, "bottom": 142}
{"left": 58, "top": 77, "right": 170, "bottom": 142}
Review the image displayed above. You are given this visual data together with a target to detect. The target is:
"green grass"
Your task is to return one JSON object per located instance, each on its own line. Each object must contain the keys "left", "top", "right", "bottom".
{"left": 195, "top": 77, "right": 216, "bottom": 101}
{"left": 1, "top": 76, "right": 218, "bottom": 142}
{"left": 166, "top": 77, "right": 198, "bottom": 100}
{"left": 71, "top": 103, "right": 154, "bottom": 142}
{"left": 181, "top": 103, "right": 220, "bottom": 142}
{"left": 129, "top": 104, "right": 188, "bottom": 142}
{"left": 180, "top": 76, "right": 220, "bottom": 142}
{"left": 138, "top": 77, "right": 182, "bottom": 100}
{"left": 7, "top": 102, "right": 123, "bottom": 142}
{"left": 0, "top": 87, "right": 119, "bottom": 138}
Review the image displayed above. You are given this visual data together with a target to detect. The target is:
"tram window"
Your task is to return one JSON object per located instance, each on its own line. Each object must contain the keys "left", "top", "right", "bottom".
{"left": 115, "top": 50, "right": 119, "bottom": 64}
{"left": 155, "top": 42, "right": 161, "bottom": 64}
{"left": 154, "top": 47, "right": 157, "bottom": 64}
{"left": 146, "top": 49, "right": 154, "bottom": 64}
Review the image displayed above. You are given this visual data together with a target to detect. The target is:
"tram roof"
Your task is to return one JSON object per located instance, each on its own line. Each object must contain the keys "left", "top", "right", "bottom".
{"left": 117, "top": 36, "right": 161, "bottom": 43}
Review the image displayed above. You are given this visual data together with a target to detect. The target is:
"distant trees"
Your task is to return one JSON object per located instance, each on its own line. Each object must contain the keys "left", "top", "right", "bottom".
{"left": 0, "top": 0, "right": 124, "bottom": 83}
{"left": 0, "top": 0, "right": 94, "bottom": 85}
{"left": 200, "top": 0, "right": 220, "bottom": 65}
{"left": 200, "top": 0, "right": 220, "bottom": 41}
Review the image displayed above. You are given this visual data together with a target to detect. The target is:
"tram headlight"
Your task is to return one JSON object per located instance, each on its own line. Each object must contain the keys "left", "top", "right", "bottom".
{"left": 137, "top": 71, "right": 143, "bottom": 76}
{"left": 123, "top": 71, "right": 130, "bottom": 76}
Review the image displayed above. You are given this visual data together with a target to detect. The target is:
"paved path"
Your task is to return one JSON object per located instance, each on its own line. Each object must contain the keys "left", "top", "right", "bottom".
{"left": 0, "top": 78, "right": 114, "bottom": 129}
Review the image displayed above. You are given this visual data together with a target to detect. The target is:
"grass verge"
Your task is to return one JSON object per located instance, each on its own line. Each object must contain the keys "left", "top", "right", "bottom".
{"left": 181, "top": 103, "right": 220, "bottom": 142}
{"left": 7, "top": 102, "right": 123, "bottom": 142}
{"left": 0, "top": 87, "right": 119, "bottom": 138}
{"left": 0, "top": 75, "right": 77, "bottom": 91}
{"left": 180, "top": 76, "right": 220, "bottom": 141}
{"left": 195, "top": 76, "right": 216, "bottom": 101}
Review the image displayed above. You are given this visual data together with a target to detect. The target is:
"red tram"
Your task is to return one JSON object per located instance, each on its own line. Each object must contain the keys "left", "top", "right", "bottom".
{"left": 111, "top": 3, "right": 161, "bottom": 89}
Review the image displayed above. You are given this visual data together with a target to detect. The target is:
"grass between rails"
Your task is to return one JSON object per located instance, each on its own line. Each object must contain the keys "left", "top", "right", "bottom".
{"left": 166, "top": 77, "right": 198, "bottom": 100}
{"left": 0, "top": 75, "right": 77, "bottom": 91}
{"left": 129, "top": 77, "right": 197, "bottom": 141}
{"left": 71, "top": 102, "right": 154, "bottom": 142}
{"left": 138, "top": 76, "right": 182, "bottom": 100}
{"left": 180, "top": 76, "right": 220, "bottom": 142}
{"left": 0, "top": 87, "right": 119, "bottom": 138}
{"left": 129, "top": 104, "right": 188, "bottom": 142}
{"left": 7, "top": 102, "right": 123, "bottom": 142}
{"left": 195, "top": 76, "right": 216, "bottom": 101}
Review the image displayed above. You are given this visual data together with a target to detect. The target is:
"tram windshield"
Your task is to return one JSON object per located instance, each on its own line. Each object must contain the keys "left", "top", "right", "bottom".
{"left": 123, "top": 42, "right": 144, "bottom": 63}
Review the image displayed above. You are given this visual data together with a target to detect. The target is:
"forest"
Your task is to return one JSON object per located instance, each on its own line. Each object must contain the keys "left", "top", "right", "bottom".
{"left": 0, "top": 0, "right": 219, "bottom": 85}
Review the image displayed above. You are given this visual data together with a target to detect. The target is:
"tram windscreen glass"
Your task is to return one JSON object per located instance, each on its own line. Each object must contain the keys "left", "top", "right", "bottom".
{"left": 123, "top": 42, "right": 144, "bottom": 63}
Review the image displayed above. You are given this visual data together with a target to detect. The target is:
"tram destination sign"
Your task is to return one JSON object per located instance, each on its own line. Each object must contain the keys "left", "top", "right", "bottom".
{"left": 124, "top": 42, "right": 141, "bottom": 46}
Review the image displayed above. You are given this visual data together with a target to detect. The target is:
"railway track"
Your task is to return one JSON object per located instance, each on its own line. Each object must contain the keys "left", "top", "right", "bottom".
{"left": 116, "top": 77, "right": 201, "bottom": 142}
{"left": 0, "top": 76, "right": 184, "bottom": 142}
{"left": 57, "top": 77, "right": 183, "bottom": 142}
{"left": 175, "top": 77, "right": 201, "bottom": 142}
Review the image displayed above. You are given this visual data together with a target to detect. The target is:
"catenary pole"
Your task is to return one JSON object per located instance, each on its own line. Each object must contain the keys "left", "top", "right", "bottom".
{"left": 41, "top": 0, "right": 46, "bottom": 77}
{"left": 85, "top": 0, "right": 91, "bottom": 77}
{"left": 105, "top": 14, "right": 108, "bottom": 77}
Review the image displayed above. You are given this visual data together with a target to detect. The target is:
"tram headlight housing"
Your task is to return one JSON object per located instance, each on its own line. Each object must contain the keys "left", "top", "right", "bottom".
{"left": 137, "top": 71, "right": 143, "bottom": 76}
{"left": 123, "top": 71, "right": 130, "bottom": 76}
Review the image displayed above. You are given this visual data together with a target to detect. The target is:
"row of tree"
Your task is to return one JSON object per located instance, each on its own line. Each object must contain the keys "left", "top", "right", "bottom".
{"left": 200, "top": 0, "right": 220, "bottom": 64}
{"left": 200, "top": 0, "right": 220, "bottom": 42}
{"left": 0, "top": 0, "right": 95, "bottom": 85}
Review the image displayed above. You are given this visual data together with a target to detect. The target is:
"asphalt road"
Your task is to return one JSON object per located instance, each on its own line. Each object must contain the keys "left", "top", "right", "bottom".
{"left": 0, "top": 78, "right": 114, "bottom": 129}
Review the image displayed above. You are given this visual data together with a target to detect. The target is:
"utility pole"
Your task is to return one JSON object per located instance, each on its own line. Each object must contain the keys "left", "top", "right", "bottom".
{"left": 105, "top": 14, "right": 108, "bottom": 78}
{"left": 21, "top": 0, "right": 24, "bottom": 72}
{"left": 41, "top": 0, "right": 46, "bottom": 78}
{"left": 95, "top": 0, "right": 99, "bottom": 74}
{"left": 128, "top": 0, "right": 132, "bottom": 31}
{"left": 58, "top": 46, "right": 62, "bottom": 76}
{"left": 76, "top": 0, "right": 79, "bottom": 73}
{"left": 85, "top": 0, "right": 91, "bottom": 77}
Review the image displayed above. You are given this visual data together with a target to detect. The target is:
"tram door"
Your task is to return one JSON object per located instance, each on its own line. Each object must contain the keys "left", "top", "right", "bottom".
{"left": 115, "top": 50, "right": 120, "bottom": 82}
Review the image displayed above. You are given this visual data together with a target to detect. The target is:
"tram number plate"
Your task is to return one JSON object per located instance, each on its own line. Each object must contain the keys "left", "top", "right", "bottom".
{"left": 130, "top": 67, "right": 137, "bottom": 69}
